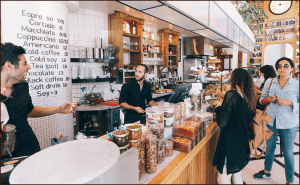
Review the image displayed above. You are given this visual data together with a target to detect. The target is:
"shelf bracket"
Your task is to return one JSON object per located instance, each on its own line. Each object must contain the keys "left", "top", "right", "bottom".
{"left": 168, "top": 67, "right": 176, "bottom": 73}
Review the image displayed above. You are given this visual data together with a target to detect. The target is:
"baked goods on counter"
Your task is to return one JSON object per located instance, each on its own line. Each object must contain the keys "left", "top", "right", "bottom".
{"left": 170, "top": 137, "right": 192, "bottom": 153}
{"left": 173, "top": 125, "right": 197, "bottom": 138}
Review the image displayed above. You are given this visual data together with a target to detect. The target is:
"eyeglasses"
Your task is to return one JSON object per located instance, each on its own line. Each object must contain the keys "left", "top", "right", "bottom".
{"left": 277, "top": 64, "right": 290, "bottom": 69}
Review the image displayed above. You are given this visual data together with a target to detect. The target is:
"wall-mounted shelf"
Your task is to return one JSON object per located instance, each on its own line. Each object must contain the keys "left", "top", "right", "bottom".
{"left": 72, "top": 77, "right": 116, "bottom": 83}
{"left": 71, "top": 58, "right": 117, "bottom": 63}
{"left": 123, "top": 49, "right": 140, "bottom": 52}
{"left": 123, "top": 32, "right": 140, "bottom": 38}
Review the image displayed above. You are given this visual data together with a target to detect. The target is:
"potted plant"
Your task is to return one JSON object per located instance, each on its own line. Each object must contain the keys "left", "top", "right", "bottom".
{"left": 234, "top": 1, "right": 269, "bottom": 39}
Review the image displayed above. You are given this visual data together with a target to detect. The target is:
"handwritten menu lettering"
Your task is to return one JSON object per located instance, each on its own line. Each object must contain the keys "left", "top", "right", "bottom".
{"left": 16, "top": 9, "right": 70, "bottom": 98}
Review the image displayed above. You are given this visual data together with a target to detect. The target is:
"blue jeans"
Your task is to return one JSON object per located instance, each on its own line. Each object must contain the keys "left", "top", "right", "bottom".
{"left": 265, "top": 120, "right": 298, "bottom": 182}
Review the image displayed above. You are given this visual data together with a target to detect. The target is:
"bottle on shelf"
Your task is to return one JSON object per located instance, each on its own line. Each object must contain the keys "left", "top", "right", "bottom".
{"left": 132, "top": 21, "right": 136, "bottom": 35}
{"left": 169, "top": 46, "right": 172, "bottom": 54}
{"left": 143, "top": 41, "right": 147, "bottom": 52}
{"left": 151, "top": 29, "right": 154, "bottom": 40}
{"left": 147, "top": 42, "right": 151, "bottom": 52}
{"left": 168, "top": 57, "right": 172, "bottom": 66}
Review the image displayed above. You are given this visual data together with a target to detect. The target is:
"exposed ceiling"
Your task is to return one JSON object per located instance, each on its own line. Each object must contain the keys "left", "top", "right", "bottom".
{"left": 79, "top": 1, "right": 232, "bottom": 48}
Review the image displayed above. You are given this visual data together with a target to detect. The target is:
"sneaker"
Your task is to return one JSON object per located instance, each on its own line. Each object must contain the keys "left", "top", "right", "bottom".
{"left": 253, "top": 170, "right": 271, "bottom": 179}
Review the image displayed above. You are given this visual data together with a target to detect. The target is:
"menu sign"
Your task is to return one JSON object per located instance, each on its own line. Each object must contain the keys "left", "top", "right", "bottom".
{"left": 1, "top": 1, "right": 70, "bottom": 99}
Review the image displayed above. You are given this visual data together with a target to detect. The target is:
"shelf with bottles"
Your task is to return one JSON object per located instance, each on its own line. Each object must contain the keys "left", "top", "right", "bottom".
{"left": 108, "top": 11, "right": 144, "bottom": 69}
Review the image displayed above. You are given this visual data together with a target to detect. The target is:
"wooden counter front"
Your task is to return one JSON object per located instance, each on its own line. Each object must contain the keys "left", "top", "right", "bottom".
{"left": 149, "top": 122, "right": 220, "bottom": 184}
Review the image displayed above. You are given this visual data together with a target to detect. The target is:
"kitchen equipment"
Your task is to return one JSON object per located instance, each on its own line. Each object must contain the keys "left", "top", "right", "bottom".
{"left": 183, "top": 57, "right": 207, "bottom": 81}
{"left": 106, "top": 45, "right": 115, "bottom": 59}
{"left": 183, "top": 36, "right": 214, "bottom": 56}
{"left": 86, "top": 47, "right": 94, "bottom": 58}
{"left": 1, "top": 124, "right": 16, "bottom": 157}
{"left": 85, "top": 85, "right": 98, "bottom": 106}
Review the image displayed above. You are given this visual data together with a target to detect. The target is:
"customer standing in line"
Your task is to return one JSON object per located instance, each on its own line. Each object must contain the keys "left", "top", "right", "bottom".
{"left": 255, "top": 65, "right": 277, "bottom": 110}
{"left": 213, "top": 68, "right": 256, "bottom": 184}
{"left": 253, "top": 57, "right": 299, "bottom": 185}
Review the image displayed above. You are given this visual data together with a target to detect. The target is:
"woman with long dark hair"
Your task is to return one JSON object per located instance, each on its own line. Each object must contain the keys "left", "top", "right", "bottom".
{"left": 213, "top": 68, "right": 256, "bottom": 184}
{"left": 256, "top": 65, "right": 277, "bottom": 110}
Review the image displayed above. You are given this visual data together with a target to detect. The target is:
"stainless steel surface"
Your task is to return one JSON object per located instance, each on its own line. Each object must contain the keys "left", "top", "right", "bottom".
{"left": 183, "top": 57, "right": 206, "bottom": 81}
{"left": 1, "top": 124, "right": 16, "bottom": 156}
{"left": 183, "top": 36, "right": 214, "bottom": 56}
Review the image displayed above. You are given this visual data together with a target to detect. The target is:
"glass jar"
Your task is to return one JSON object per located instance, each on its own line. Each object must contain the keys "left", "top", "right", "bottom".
{"left": 145, "top": 133, "right": 157, "bottom": 174}
{"left": 157, "top": 138, "right": 166, "bottom": 152}
{"left": 174, "top": 103, "right": 182, "bottom": 121}
{"left": 165, "top": 140, "right": 173, "bottom": 156}
{"left": 129, "top": 138, "right": 141, "bottom": 149}
{"left": 178, "top": 102, "right": 186, "bottom": 120}
{"left": 163, "top": 102, "right": 175, "bottom": 127}
{"left": 157, "top": 150, "right": 165, "bottom": 164}
{"left": 127, "top": 124, "right": 142, "bottom": 140}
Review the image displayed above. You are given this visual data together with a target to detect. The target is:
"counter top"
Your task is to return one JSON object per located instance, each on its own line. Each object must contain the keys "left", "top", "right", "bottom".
{"left": 76, "top": 92, "right": 173, "bottom": 111}
{"left": 9, "top": 139, "right": 120, "bottom": 184}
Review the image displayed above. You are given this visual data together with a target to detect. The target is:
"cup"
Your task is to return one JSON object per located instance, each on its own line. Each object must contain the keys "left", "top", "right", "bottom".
{"left": 86, "top": 47, "right": 94, "bottom": 58}
{"left": 106, "top": 73, "right": 111, "bottom": 77}
{"left": 79, "top": 75, "right": 84, "bottom": 79}
{"left": 69, "top": 45, "right": 75, "bottom": 58}
{"left": 94, "top": 48, "right": 100, "bottom": 58}
{"left": 80, "top": 46, "right": 86, "bottom": 58}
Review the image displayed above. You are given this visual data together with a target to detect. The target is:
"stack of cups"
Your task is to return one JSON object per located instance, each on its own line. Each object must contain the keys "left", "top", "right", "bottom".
{"left": 127, "top": 124, "right": 142, "bottom": 180}
{"left": 79, "top": 63, "right": 85, "bottom": 79}
{"left": 72, "top": 66, "right": 79, "bottom": 79}
{"left": 91, "top": 68, "right": 97, "bottom": 79}
{"left": 94, "top": 38, "right": 105, "bottom": 59}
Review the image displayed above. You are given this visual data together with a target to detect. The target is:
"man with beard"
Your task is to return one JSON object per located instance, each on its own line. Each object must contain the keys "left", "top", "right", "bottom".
{"left": 1, "top": 42, "right": 77, "bottom": 158}
{"left": 119, "top": 64, "right": 157, "bottom": 124}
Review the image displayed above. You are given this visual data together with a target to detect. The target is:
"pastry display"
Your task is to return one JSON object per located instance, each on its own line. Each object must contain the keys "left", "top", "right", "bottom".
{"left": 173, "top": 125, "right": 197, "bottom": 138}
{"left": 182, "top": 120, "right": 202, "bottom": 143}
{"left": 170, "top": 137, "right": 192, "bottom": 153}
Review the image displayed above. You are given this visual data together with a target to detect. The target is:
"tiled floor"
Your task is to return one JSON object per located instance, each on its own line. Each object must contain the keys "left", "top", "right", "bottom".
{"left": 242, "top": 126, "right": 299, "bottom": 184}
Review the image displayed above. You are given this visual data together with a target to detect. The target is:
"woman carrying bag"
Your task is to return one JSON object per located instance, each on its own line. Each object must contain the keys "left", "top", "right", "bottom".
{"left": 213, "top": 68, "right": 256, "bottom": 184}
{"left": 253, "top": 57, "right": 299, "bottom": 185}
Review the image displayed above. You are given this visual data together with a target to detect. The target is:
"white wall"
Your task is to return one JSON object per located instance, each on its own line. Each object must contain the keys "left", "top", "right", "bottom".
{"left": 264, "top": 43, "right": 293, "bottom": 67}
{"left": 69, "top": 8, "right": 122, "bottom": 104}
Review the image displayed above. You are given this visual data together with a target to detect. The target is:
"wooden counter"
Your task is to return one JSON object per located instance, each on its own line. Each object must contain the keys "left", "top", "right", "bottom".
{"left": 149, "top": 122, "right": 219, "bottom": 184}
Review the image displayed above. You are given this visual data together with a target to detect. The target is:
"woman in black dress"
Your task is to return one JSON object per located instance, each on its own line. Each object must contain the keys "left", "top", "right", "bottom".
{"left": 213, "top": 68, "right": 256, "bottom": 184}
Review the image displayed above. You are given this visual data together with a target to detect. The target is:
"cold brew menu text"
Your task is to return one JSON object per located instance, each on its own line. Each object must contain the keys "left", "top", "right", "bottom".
{"left": 18, "top": 10, "right": 70, "bottom": 98}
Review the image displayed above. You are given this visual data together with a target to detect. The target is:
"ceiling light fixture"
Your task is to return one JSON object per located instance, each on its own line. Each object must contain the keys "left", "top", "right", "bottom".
{"left": 145, "top": 21, "right": 152, "bottom": 25}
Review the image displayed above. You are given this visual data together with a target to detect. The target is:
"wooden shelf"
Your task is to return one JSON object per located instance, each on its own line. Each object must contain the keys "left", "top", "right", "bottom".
{"left": 265, "top": 32, "right": 295, "bottom": 35}
{"left": 265, "top": 24, "right": 295, "bottom": 29}
{"left": 251, "top": 57, "right": 262, "bottom": 59}
{"left": 265, "top": 39, "right": 295, "bottom": 44}
{"left": 123, "top": 32, "right": 140, "bottom": 38}
{"left": 169, "top": 43, "right": 177, "bottom": 46}
{"left": 123, "top": 49, "right": 140, "bottom": 52}
{"left": 168, "top": 54, "right": 177, "bottom": 57}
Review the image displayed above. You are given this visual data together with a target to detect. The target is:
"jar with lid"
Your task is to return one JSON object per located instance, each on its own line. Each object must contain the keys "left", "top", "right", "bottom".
{"left": 163, "top": 102, "right": 175, "bottom": 127}
{"left": 165, "top": 140, "right": 173, "bottom": 156}
{"left": 127, "top": 124, "right": 142, "bottom": 140}
{"left": 157, "top": 150, "right": 165, "bottom": 164}
{"left": 129, "top": 138, "right": 141, "bottom": 149}
{"left": 112, "top": 130, "right": 129, "bottom": 147}
{"left": 174, "top": 103, "right": 182, "bottom": 121}
{"left": 178, "top": 102, "right": 186, "bottom": 120}
{"left": 140, "top": 136, "right": 146, "bottom": 173}
{"left": 145, "top": 133, "right": 157, "bottom": 173}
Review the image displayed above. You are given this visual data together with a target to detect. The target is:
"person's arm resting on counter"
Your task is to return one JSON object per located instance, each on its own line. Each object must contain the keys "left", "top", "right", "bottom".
{"left": 28, "top": 102, "right": 77, "bottom": 118}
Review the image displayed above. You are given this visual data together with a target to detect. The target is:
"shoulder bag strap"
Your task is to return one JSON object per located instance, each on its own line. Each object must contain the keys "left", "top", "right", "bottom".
{"left": 262, "top": 78, "right": 274, "bottom": 112}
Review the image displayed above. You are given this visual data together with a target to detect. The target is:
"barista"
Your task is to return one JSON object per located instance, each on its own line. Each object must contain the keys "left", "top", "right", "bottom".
{"left": 1, "top": 43, "right": 77, "bottom": 158}
{"left": 119, "top": 64, "right": 157, "bottom": 124}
